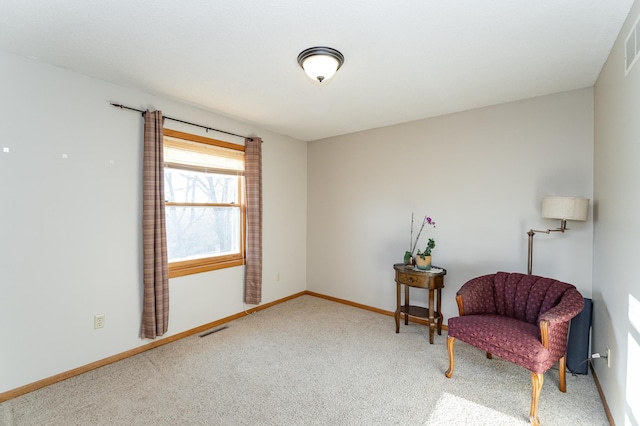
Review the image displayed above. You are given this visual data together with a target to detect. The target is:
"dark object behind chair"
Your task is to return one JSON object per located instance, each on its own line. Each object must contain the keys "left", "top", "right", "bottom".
{"left": 566, "top": 297, "right": 593, "bottom": 375}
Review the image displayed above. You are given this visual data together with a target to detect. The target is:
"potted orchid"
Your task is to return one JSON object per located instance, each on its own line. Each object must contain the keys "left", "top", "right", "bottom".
{"left": 404, "top": 214, "right": 436, "bottom": 270}
{"left": 415, "top": 238, "right": 436, "bottom": 270}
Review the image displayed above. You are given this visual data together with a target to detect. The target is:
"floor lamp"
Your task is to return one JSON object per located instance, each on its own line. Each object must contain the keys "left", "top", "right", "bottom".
{"left": 527, "top": 196, "right": 589, "bottom": 275}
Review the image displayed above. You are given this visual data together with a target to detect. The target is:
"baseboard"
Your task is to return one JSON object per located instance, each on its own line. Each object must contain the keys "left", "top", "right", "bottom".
{"left": 1, "top": 290, "right": 443, "bottom": 403}
{"left": 3, "top": 289, "right": 613, "bottom": 426}
{"left": 590, "top": 364, "right": 615, "bottom": 426}
{"left": 0, "top": 291, "right": 307, "bottom": 403}
{"left": 306, "top": 290, "right": 448, "bottom": 330}
{"left": 0, "top": 290, "right": 456, "bottom": 402}
{"left": 7, "top": 289, "right": 606, "bottom": 424}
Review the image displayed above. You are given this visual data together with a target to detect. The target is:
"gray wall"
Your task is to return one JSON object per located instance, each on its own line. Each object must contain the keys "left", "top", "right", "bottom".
{"left": 0, "top": 51, "right": 308, "bottom": 393}
{"left": 308, "top": 89, "right": 594, "bottom": 323}
{"left": 594, "top": 1, "right": 640, "bottom": 424}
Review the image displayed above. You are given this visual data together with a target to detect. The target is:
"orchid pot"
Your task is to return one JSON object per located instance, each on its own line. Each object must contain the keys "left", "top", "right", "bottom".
{"left": 414, "top": 255, "right": 432, "bottom": 270}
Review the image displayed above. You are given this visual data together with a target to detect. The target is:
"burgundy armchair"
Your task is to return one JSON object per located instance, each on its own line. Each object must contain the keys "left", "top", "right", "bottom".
{"left": 444, "top": 272, "right": 584, "bottom": 426}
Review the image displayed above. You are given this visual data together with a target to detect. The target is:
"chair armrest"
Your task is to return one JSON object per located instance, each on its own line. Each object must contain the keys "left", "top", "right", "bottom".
{"left": 538, "top": 289, "right": 584, "bottom": 326}
{"left": 538, "top": 289, "right": 584, "bottom": 357}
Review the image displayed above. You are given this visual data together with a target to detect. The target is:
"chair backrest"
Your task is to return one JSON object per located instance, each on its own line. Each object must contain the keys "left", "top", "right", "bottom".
{"left": 461, "top": 272, "right": 577, "bottom": 325}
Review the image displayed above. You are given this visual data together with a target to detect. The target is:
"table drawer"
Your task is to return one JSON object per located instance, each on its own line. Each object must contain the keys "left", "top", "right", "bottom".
{"left": 396, "top": 271, "right": 428, "bottom": 286}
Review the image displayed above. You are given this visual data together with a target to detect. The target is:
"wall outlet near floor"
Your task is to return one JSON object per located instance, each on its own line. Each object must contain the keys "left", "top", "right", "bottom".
{"left": 94, "top": 314, "right": 105, "bottom": 329}
{"left": 606, "top": 346, "right": 611, "bottom": 368}
{"left": 276, "top": 272, "right": 281, "bottom": 282}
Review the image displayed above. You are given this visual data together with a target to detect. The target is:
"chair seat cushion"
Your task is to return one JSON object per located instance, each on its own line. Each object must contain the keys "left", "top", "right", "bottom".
{"left": 448, "top": 314, "right": 553, "bottom": 373}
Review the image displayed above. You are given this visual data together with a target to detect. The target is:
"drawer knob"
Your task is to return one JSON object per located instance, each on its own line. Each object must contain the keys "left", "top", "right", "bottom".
{"left": 409, "top": 277, "right": 414, "bottom": 282}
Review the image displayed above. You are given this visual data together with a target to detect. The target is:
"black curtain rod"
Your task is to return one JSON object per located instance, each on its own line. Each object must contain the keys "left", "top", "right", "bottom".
{"left": 110, "top": 103, "right": 251, "bottom": 140}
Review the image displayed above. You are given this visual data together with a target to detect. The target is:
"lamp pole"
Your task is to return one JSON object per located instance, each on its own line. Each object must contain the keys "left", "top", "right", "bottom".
{"left": 527, "top": 220, "right": 567, "bottom": 275}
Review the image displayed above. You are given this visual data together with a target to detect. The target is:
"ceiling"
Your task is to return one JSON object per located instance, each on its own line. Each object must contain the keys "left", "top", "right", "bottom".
{"left": 0, "top": 1, "right": 634, "bottom": 141}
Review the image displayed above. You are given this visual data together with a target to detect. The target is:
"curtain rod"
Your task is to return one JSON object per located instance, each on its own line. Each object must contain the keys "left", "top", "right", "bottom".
{"left": 110, "top": 103, "right": 251, "bottom": 140}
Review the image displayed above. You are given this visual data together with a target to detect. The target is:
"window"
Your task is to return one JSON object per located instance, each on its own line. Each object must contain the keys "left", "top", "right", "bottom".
{"left": 163, "top": 129, "right": 245, "bottom": 278}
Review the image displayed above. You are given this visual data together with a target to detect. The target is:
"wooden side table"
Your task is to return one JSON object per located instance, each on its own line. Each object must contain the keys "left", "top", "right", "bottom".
{"left": 394, "top": 263, "right": 446, "bottom": 344}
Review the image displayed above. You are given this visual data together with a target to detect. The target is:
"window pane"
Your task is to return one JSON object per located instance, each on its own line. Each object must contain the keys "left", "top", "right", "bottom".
{"left": 166, "top": 206, "right": 240, "bottom": 261}
{"left": 164, "top": 168, "right": 238, "bottom": 204}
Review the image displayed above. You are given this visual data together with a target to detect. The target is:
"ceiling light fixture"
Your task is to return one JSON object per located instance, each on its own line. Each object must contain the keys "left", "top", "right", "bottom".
{"left": 297, "top": 46, "right": 344, "bottom": 83}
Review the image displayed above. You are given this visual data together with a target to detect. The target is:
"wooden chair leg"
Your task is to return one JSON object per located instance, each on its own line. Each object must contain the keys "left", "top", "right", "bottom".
{"left": 486, "top": 352, "right": 492, "bottom": 359}
{"left": 559, "top": 356, "right": 567, "bottom": 392}
{"left": 529, "top": 372, "right": 544, "bottom": 426}
{"left": 445, "top": 336, "right": 455, "bottom": 378}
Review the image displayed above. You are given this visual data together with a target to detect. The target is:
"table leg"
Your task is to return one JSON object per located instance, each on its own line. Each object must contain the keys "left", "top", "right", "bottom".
{"left": 428, "top": 287, "right": 435, "bottom": 344}
{"left": 404, "top": 285, "right": 410, "bottom": 325}
{"left": 437, "top": 288, "right": 443, "bottom": 335}
{"left": 395, "top": 282, "right": 400, "bottom": 333}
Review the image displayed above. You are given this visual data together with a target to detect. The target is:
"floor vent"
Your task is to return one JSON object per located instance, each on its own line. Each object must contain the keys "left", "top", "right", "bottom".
{"left": 625, "top": 13, "right": 640, "bottom": 75}
{"left": 199, "top": 325, "right": 229, "bottom": 337}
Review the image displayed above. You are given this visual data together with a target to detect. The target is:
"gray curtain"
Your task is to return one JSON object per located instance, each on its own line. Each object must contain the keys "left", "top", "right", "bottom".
{"left": 244, "top": 137, "right": 263, "bottom": 304}
{"left": 141, "top": 110, "right": 169, "bottom": 338}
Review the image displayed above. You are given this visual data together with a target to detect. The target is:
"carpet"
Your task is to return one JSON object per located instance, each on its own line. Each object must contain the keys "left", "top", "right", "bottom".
{"left": 0, "top": 295, "right": 608, "bottom": 425}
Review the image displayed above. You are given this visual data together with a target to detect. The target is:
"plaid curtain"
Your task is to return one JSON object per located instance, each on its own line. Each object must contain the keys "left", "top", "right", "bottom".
{"left": 244, "top": 137, "right": 263, "bottom": 304}
{"left": 141, "top": 110, "right": 169, "bottom": 338}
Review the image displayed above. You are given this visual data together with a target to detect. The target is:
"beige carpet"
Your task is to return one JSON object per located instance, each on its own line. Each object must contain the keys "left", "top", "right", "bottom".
{"left": 1, "top": 295, "right": 608, "bottom": 425}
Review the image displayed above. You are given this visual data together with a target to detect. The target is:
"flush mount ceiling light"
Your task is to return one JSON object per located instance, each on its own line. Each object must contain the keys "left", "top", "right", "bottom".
{"left": 297, "top": 46, "right": 344, "bottom": 83}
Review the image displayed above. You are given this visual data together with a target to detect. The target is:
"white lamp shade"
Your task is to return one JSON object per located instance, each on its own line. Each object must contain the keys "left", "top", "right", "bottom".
{"left": 541, "top": 196, "right": 589, "bottom": 221}
{"left": 301, "top": 55, "right": 340, "bottom": 82}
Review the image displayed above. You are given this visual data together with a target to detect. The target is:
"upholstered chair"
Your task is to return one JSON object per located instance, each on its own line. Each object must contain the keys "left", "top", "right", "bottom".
{"left": 444, "top": 272, "right": 584, "bottom": 426}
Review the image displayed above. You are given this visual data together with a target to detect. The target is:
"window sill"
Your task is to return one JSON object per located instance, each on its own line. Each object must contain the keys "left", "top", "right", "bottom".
{"left": 168, "top": 258, "right": 244, "bottom": 278}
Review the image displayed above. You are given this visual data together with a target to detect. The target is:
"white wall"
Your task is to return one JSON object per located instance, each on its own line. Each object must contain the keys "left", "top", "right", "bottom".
{"left": 308, "top": 89, "right": 594, "bottom": 325}
{"left": 593, "top": 1, "right": 640, "bottom": 424}
{"left": 0, "top": 51, "right": 307, "bottom": 393}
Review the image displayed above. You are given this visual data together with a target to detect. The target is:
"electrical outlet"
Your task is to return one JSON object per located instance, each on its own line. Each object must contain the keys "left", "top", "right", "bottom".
{"left": 94, "top": 314, "right": 105, "bottom": 329}
{"left": 606, "top": 346, "right": 611, "bottom": 368}
{"left": 276, "top": 272, "right": 281, "bottom": 282}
